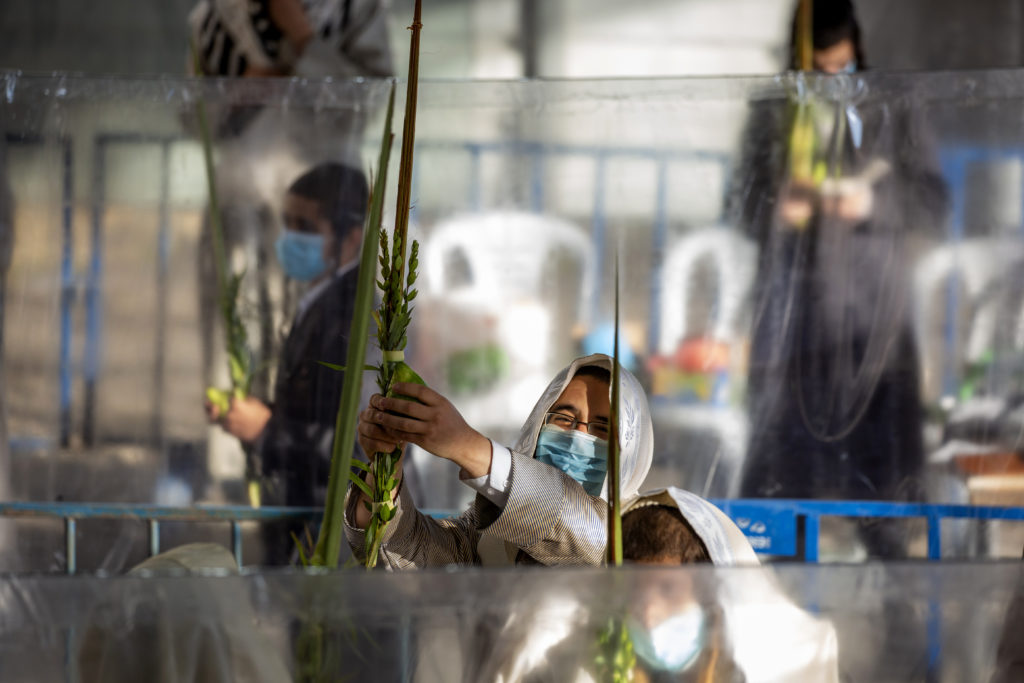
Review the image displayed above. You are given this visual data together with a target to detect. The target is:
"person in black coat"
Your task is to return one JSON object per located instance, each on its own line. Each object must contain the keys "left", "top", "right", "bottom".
{"left": 731, "top": 0, "right": 949, "bottom": 558}
{"left": 209, "top": 162, "right": 367, "bottom": 565}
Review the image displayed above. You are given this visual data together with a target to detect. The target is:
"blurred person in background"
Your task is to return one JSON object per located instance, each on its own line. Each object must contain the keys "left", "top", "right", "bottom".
{"left": 78, "top": 543, "right": 290, "bottom": 683}
{"left": 207, "top": 162, "right": 367, "bottom": 565}
{"left": 187, "top": 0, "right": 392, "bottom": 486}
{"left": 731, "top": 0, "right": 948, "bottom": 559}
{"left": 189, "top": 0, "right": 392, "bottom": 81}
{"left": 620, "top": 488, "right": 840, "bottom": 683}
{"left": 475, "top": 487, "right": 839, "bottom": 682}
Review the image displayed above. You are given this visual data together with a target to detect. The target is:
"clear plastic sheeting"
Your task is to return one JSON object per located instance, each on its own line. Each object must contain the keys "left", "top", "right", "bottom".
{"left": 4, "top": 70, "right": 1024, "bottom": 569}
{"left": 0, "top": 562, "right": 1021, "bottom": 682}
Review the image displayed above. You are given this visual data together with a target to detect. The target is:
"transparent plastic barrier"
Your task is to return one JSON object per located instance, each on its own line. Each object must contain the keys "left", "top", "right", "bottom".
{"left": 5, "top": 71, "right": 1024, "bottom": 567}
{"left": 0, "top": 562, "right": 1021, "bottom": 682}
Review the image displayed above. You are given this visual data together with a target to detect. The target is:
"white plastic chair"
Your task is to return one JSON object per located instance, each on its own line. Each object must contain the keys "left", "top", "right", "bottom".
{"left": 423, "top": 210, "right": 594, "bottom": 327}
{"left": 657, "top": 226, "right": 757, "bottom": 355}
{"left": 651, "top": 225, "right": 756, "bottom": 498}
{"left": 418, "top": 210, "right": 595, "bottom": 451}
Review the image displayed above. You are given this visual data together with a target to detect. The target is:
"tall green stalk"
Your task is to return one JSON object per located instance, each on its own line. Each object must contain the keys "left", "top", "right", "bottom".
{"left": 358, "top": 0, "right": 425, "bottom": 570}
{"left": 606, "top": 262, "right": 623, "bottom": 567}
{"left": 292, "top": 82, "right": 397, "bottom": 683}
{"left": 191, "top": 45, "right": 257, "bottom": 504}
{"left": 310, "top": 83, "right": 397, "bottom": 570}
{"left": 595, "top": 259, "right": 635, "bottom": 682}
{"left": 192, "top": 47, "right": 254, "bottom": 410}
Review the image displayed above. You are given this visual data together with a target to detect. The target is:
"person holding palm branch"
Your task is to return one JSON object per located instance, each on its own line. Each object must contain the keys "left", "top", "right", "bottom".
{"left": 345, "top": 354, "right": 654, "bottom": 568}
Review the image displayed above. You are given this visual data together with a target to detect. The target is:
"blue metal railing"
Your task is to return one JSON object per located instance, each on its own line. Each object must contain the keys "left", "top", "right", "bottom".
{"left": 0, "top": 501, "right": 319, "bottom": 574}
{"left": 712, "top": 498, "right": 1024, "bottom": 561}
{"left": 2, "top": 497, "right": 1020, "bottom": 681}
{"left": 3, "top": 499, "right": 1022, "bottom": 574}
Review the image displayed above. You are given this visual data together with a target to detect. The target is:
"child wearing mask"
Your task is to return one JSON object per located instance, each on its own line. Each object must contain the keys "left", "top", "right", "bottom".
{"left": 207, "top": 161, "right": 367, "bottom": 564}
{"left": 621, "top": 488, "right": 840, "bottom": 683}
{"left": 464, "top": 488, "right": 838, "bottom": 682}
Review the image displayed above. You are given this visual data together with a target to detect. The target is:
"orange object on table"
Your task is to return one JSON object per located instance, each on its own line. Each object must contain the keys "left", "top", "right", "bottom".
{"left": 954, "top": 452, "right": 1024, "bottom": 477}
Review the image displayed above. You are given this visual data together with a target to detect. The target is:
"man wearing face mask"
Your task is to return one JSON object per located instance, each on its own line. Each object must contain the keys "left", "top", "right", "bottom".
{"left": 207, "top": 162, "right": 367, "bottom": 565}
{"left": 345, "top": 353, "right": 654, "bottom": 568}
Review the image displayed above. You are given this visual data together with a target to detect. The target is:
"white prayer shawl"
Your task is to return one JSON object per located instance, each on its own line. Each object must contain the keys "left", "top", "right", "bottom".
{"left": 477, "top": 490, "right": 840, "bottom": 683}
{"left": 626, "top": 487, "right": 841, "bottom": 683}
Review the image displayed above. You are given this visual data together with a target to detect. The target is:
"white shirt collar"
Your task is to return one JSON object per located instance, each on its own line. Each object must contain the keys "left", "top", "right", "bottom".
{"left": 295, "top": 258, "right": 358, "bottom": 323}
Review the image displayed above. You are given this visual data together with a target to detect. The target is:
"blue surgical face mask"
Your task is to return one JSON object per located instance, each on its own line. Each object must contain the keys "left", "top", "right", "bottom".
{"left": 534, "top": 424, "right": 607, "bottom": 496}
{"left": 275, "top": 229, "right": 327, "bottom": 282}
{"left": 840, "top": 59, "right": 857, "bottom": 74}
{"left": 628, "top": 605, "right": 707, "bottom": 673}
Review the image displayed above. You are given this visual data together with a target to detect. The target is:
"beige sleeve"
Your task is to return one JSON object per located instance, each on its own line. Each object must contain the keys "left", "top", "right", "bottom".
{"left": 343, "top": 480, "right": 482, "bottom": 569}
{"left": 483, "top": 451, "right": 607, "bottom": 567}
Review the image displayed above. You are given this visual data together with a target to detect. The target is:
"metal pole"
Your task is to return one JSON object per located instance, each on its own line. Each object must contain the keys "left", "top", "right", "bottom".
{"left": 231, "top": 520, "right": 243, "bottom": 567}
{"left": 148, "top": 519, "right": 160, "bottom": 557}
{"left": 803, "top": 513, "right": 820, "bottom": 563}
{"left": 64, "top": 517, "right": 76, "bottom": 575}
{"left": 59, "top": 139, "right": 74, "bottom": 447}
{"left": 82, "top": 137, "right": 105, "bottom": 447}
{"left": 519, "top": 0, "right": 541, "bottom": 79}
{"left": 648, "top": 159, "right": 668, "bottom": 355}
{"left": 152, "top": 142, "right": 171, "bottom": 446}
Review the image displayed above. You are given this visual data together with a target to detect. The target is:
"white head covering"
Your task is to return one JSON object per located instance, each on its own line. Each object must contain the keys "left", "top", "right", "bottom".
{"left": 513, "top": 353, "right": 654, "bottom": 500}
{"left": 624, "top": 487, "right": 760, "bottom": 565}
{"left": 625, "top": 487, "right": 841, "bottom": 683}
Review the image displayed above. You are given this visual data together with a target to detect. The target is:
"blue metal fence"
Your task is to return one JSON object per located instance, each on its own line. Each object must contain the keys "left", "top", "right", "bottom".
{"left": 0, "top": 501, "right": 319, "bottom": 574}
{"left": 3, "top": 499, "right": 1022, "bottom": 574}
{"left": 713, "top": 498, "right": 1024, "bottom": 561}
{"left": 1, "top": 497, "right": 1020, "bottom": 682}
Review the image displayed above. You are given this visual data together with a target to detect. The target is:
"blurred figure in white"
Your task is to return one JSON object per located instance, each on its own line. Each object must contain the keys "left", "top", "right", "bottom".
{"left": 621, "top": 488, "right": 839, "bottom": 683}
{"left": 189, "top": 0, "right": 392, "bottom": 81}
{"left": 474, "top": 487, "right": 839, "bottom": 682}
{"left": 77, "top": 543, "right": 290, "bottom": 683}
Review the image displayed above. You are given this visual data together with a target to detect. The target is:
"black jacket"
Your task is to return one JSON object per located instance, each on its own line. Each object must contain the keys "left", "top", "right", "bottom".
{"left": 259, "top": 266, "right": 358, "bottom": 509}
{"left": 731, "top": 81, "right": 949, "bottom": 500}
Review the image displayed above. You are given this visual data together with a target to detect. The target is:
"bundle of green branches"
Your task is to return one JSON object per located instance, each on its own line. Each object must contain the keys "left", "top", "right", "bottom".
{"left": 306, "top": 79, "right": 397, "bottom": 572}
{"left": 191, "top": 42, "right": 254, "bottom": 416}
{"left": 352, "top": 226, "right": 424, "bottom": 569}
{"left": 346, "top": 0, "right": 425, "bottom": 570}
{"left": 203, "top": 270, "right": 253, "bottom": 417}
{"left": 291, "top": 1, "right": 422, "bottom": 674}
